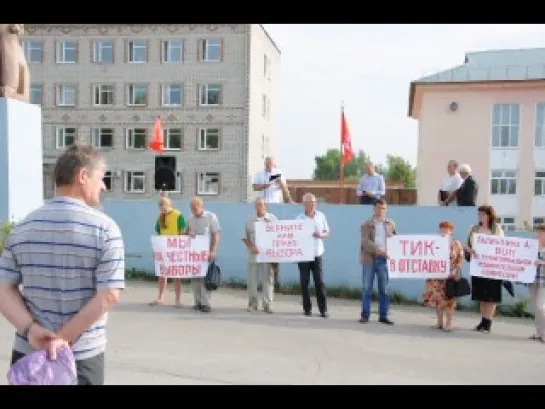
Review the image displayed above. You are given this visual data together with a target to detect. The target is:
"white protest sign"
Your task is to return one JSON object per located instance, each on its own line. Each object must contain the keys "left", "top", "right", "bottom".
{"left": 254, "top": 220, "right": 315, "bottom": 263}
{"left": 387, "top": 234, "right": 450, "bottom": 279}
{"left": 470, "top": 233, "right": 538, "bottom": 283}
{"left": 150, "top": 235, "right": 210, "bottom": 278}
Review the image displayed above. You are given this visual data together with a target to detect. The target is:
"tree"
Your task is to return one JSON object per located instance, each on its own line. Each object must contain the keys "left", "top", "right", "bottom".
{"left": 312, "top": 149, "right": 370, "bottom": 181}
{"left": 382, "top": 154, "right": 416, "bottom": 188}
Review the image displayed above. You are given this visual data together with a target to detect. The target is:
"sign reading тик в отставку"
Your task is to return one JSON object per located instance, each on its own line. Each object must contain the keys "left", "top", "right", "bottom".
{"left": 387, "top": 235, "right": 450, "bottom": 279}
{"left": 150, "top": 235, "right": 210, "bottom": 278}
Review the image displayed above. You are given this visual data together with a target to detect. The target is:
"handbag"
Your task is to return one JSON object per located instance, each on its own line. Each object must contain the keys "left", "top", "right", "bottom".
{"left": 445, "top": 275, "right": 471, "bottom": 298}
{"left": 205, "top": 261, "right": 221, "bottom": 291}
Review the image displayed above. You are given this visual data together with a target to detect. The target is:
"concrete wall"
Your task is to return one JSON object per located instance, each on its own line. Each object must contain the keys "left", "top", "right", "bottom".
{"left": 102, "top": 199, "right": 534, "bottom": 306}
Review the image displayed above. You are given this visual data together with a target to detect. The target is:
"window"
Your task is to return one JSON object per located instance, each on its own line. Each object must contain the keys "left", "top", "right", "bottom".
{"left": 93, "top": 84, "right": 114, "bottom": 106}
{"left": 262, "top": 94, "right": 267, "bottom": 117}
{"left": 103, "top": 171, "right": 113, "bottom": 191}
{"left": 161, "top": 84, "right": 182, "bottom": 106}
{"left": 23, "top": 40, "right": 43, "bottom": 63}
{"left": 91, "top": 128, "right": 114, "bottom": 149}
{"left": 124, "top": 171, "right": 146, "bottom": 193}
{"left": 127, "top": 84, "right": 147, "bottom": 106}
{"left": 496, "top": 216, "right": 516, "bottom": 232}
{"left": 55, "top": 127, "right": 77, "bottom": 149}
{"left": 56, "top": 85, "right": 77, "bottom": 106}
{"left": 490, "top": 170, "right": 517, "bottom": 195}
{"left": 125, "top": 128, "right": 147, "bottom": 149}
{"left": 162, "top": 40, "right": 183, "bottom": 63}
{"left": 534, "top": 217, "right": 545, "bottom": 228}
{"left": 198, "top": 128, "right": 220, "bottom": 150}
{"left": 30, "top": 84, "right": 42, "bottom": 105}
{"left": 536, "top": 103, "right": 545, "bottom": 148}
{"left": 127, "top": 40, "right": 147, "bottom": 63}
{"left": 199, "top": 84, "right": 221, "bottom": 106}
{"left": 534, "top": 171, "right": 545, "bottom": 196}
{"left": 56, "top": 41, "right": 77, "bottom": 63}
{"left": 201, "top": 39, "right": 222, "bottom": 62}
{"left": 197, "top": 172, "right": 220, "bottom": 195}
{"left": 163, "top": 128, "right": 183, "bottom": 150}
{"left": 491, "top": 103, "right": 520, "bottom": 148}
{"left": 93, "top": 40, "right": 114, "bottom": 63}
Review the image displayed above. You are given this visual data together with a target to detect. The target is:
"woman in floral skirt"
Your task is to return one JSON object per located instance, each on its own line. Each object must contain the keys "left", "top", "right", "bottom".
{"left": 423, "top": 221, "right": 464, "bottom": 332}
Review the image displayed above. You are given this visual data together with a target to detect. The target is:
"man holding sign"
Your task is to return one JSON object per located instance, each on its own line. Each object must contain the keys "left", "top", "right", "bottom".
{"left": 295, "top": 193, "right": 330, "bottom": 318}
{"left": 186, "top": 197, "right": 221, "bottom": 313}
{"left": 242, "top": 198, "right": 277, "bottom": 313}
{"left": 360, "top": 199, "right": 396, "bottom": 325}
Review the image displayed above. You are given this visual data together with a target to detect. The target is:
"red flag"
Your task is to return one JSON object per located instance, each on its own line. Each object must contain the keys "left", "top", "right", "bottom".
{"left": 149, "top": 116, "right": 164, "bottom": 153}
{"left": 341, "top": 110, "right": 354, "bottom": 165}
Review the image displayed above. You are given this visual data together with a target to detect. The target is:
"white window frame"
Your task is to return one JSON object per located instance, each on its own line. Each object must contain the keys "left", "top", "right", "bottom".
{"left": 262, "top": 94, "right": 267, "bottom": 117}
{"left": 56, "top": 41, "right": 77, "bottom": 64}
{"left": 126, "top": 84, "right": 147, "bottom": 106}
{"left": 197, "top": 172, "right": 220, "bottom": 196}
{"left": 491, "top": 103, "right": 520, "bottom": 149}
{"left": 125, "top": 128, "right": 147, "bottom": 150}
{"left": 92, "top": 40, "right": 114, "bottom": 64}
{"left": 56, "top": 85, "right": 77, "bottom": 106}
{"left": 496, "top": 216, "right": 516, "bottom": 232}
{"left": 198, "top": 128, "right": 220, "bottom": 151}
{"left": 23, "top": 40, "right": 43, "bottom": 63}
{"left": 124, "top": 171, "right": 146, "bottom": 193}
{"left": 103, "top": 171, "right": 113, "bottom": 192}
{"left": 163, "top": 128, "right": 183, "bottom": 151}
{"left": 534, "top": 171, "right": 545, "bottom": 196}
{"left": 91, "top": 128, "right": 114, "bottom": 149}
{"left": 93, "top": 84, "right": 114, "bottom": 106}
{"left": 201, "top": 39, "right": 222, "bottom": 62}
{"left": 535, "top": 103, "right": 545, "bottom": 148}
{"left": 264, "top": 54, "right": 271, "bottom": 79}
{"left": 161, "top": 84, "right": 183, "bottom": 107}
{"left": 162, "top": 40, "right": 183, "bottom": 63}
{"left": 199, "top": 84, "right": 221, "bottom": 106}
{"left": 127, "top": 40, "right": 147, "bottom": 63}
{"left": 30, "top": 84, "right": 42, "bottom": 106}
{"left": 55, "top": 127, "right": 77, "bottom": 149}
{"left": 490, "top": 170, "right": 517, "bottom": 195}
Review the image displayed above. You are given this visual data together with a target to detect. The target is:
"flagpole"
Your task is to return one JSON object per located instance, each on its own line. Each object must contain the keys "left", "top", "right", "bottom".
{"left": 339, "top": 101, "right": 345, "bottom": 204}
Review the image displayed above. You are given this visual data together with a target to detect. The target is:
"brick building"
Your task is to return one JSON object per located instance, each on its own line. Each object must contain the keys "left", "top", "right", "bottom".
{"left": 22, "top": 24, "right": 280, "bottom": 201}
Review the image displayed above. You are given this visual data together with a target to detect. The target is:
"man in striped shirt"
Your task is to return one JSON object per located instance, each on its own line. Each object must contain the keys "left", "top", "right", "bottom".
{"left": 0, "top": 145, "right": 125, "bottom": 385}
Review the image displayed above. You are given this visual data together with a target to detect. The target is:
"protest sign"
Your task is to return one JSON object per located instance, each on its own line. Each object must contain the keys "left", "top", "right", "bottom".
{"left": 254, "top": 220, "right": 315, "bottom": 263}
{"left": 470, "top": 234, "right": 538, "bottom": 283}
{"left": 150, "top": 235, "right": 210, "bottom": 278}
{"left": 387, "top": 235, "right": 450, "bottom": 279}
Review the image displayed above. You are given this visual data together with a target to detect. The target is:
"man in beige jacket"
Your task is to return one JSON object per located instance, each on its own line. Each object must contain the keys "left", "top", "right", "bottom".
{"left": 360, "top": 199, "right": 397, "bottom": 325}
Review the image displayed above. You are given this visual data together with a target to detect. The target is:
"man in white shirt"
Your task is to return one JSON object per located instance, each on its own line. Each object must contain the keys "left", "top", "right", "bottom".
{"left": 295, "top": 193, "right": 330, "bottom": 318}
{"left": 438, "top": 160, "right": 463, "bottom": 206}
{"left": 242, "top": 198, "right": 277, "bottom": 313}
{"left": 252, "top": 156, "right": 289, "bottom": 204}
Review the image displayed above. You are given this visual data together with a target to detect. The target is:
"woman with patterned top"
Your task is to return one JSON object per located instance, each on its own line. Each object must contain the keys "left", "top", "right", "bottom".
{"left": 529, "top": 224, "right": 545, "bottom": 343}
{"left": 423, "top": 221, "right": 464, "bottom": 332}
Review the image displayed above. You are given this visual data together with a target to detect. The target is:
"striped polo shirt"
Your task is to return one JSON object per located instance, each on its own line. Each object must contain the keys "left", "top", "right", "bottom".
{"left": 0, "top": 197, "right": 125, "bottom": 361}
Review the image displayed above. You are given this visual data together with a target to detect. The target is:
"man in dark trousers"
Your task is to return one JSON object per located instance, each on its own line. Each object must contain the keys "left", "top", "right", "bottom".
{"left": 445, "top": 163, "right": 478, "bottom": 206}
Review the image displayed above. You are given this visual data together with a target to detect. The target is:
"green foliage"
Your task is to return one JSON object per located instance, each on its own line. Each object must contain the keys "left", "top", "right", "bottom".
{"left": 312, "top": 149, "right": 370, "bottom": 181}
{"left": 312, "top": 150, "right": 416, "bottom": 188}
{"left": 0, "top": 221, "right": 15, "bottom": 253}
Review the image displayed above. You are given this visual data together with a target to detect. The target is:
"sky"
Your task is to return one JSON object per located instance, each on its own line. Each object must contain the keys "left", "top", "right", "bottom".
{"left": 262, "top": 24, "right": 545, "bottom": 179}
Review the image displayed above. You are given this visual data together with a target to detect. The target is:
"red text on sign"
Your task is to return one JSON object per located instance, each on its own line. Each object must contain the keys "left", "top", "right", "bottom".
{"left": 166, "top": 236, "right": 192, "bottom": 249}
{"left": 159, "top": 264, "right": 203, "bottom": 278}
{"left": 389, "top": 259, "right": 447, "bottom": 274}
{"left": 399, "top": 240, "right": 437, "bottom": 257}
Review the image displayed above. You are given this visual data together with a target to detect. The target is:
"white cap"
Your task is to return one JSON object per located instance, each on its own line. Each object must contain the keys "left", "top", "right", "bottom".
{"left": 458, "top": 164, "right": 471, "bottom": 173}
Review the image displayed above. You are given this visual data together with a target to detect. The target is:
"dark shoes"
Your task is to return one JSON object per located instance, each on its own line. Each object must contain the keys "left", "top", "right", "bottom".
{"left": 474, "top": 318, "right": 491, "bottom": 333}
{"left": 303, "top": 311, "right": 329, "bottom": 318}
{"left": 359, "top": 316, "right": 394, "bottom": 325}
{"left": 194, "top": 304, "right": 211, "bottom": 313}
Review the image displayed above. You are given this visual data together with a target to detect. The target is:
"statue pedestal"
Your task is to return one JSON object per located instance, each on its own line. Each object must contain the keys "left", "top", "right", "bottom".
{"left": 0, "top": 97, "right": 43, "bottom": 223}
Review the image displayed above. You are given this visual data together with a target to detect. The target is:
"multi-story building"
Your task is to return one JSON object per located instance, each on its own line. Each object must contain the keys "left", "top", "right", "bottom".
{"left": 408, "top": 48, "right": 545, "bottom": 230}
{"left": 22, "top": 24, "right": 280, "bottom": 202}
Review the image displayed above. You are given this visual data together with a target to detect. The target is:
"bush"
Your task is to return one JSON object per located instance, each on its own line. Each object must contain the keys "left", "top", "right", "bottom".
{"left": 0, "top": 221, "right": 15, "bottom": 253}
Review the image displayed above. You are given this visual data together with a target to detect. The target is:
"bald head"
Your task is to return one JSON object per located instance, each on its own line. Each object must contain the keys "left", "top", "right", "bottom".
{"left": 255, "top": 197, "right": 267, "bottom": 216}
{"left": 190, "top": 196, "right": 204, "bottom": 216}
{"left": 264, "top": 157, "right": 275, "bottom": 172}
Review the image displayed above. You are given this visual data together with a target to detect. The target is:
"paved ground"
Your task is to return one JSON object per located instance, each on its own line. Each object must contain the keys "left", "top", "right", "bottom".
{"left": 1, "top": 281, "right": 544, "bottom": 385}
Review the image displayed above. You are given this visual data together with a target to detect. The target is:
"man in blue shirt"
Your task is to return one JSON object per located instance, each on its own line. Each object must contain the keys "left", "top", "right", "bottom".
{"left": 356, "top": 163, "right": 385, "bottom": 205}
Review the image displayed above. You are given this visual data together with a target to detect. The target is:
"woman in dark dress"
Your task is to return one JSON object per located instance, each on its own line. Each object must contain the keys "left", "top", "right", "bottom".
{"left": 463, "top": 205, "right": 504, "bottom": 333}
